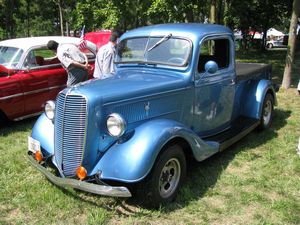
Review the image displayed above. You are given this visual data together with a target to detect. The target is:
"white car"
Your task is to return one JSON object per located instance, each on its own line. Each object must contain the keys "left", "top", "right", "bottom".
{"left": 266, "top": 38, "right": 287, "bottom": 49}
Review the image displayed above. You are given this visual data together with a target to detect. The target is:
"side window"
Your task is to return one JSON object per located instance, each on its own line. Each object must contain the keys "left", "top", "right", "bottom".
{"left": 24, "top": 51, "right": 38, "bottom": 67}
{"left": 24, "top": 48, "right": 59, "bottom": 68}
{"left": 198, "top": 38, "right": 230, "bottom": 73}
{"left": 24, "top": 46, "right": 95, "bottom": 69}
{"left": 37, "top": 49, "right": 59, "bottom": 66}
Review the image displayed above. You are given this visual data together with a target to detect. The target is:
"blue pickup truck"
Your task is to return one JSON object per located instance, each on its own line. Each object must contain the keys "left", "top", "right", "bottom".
{"left": 28, "top": 23, "right": 277, "bottom": 207}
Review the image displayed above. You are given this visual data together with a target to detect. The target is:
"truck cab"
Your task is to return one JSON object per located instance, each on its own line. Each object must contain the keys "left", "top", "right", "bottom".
{"left": 28, "top": 23, "right": 277, "bottom": 207}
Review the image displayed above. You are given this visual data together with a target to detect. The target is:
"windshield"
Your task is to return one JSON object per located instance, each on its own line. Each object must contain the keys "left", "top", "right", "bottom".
{"left": 0, "top": 46, "right": 24, "bottom": 69}
{"left": 116, "top": 36, "right": 191, "bottom": 67}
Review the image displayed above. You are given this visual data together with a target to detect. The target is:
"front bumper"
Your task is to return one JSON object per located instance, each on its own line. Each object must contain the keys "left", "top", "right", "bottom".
{"left": 28, "top": 155, "right": 132, "bottom": 198}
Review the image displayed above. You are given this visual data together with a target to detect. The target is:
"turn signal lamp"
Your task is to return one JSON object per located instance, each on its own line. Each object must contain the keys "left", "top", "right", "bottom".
{"left": 35, "top": 150, "right": 43, "bottom": 162}
{"left": 76, "top": 166, "right": 87, "bottom": 180}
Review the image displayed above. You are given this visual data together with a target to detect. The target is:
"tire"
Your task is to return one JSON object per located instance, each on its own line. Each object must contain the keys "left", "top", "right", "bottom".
{"left": 0, "top": 110, "right": 8, "bottom": 126}
{"left": 266, "top": 43, "right": 273, "bottom": 49}
{"left": 138, "top": 144, "right": 186, "bottom": 208}
{"left": 257, "top": 93, "right": 274, "bottom": 130}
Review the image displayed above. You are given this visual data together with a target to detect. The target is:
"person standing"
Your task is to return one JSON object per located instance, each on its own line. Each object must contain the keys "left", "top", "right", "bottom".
{"left": 47, "top": 40, "right": 90, "bottom": 86}
{"left": 93, "top": 30, "right": 120, "bottom": 79}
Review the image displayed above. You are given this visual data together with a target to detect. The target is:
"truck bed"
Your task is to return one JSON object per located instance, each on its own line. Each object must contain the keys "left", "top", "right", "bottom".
{"left": 236, "top": 62, "right": 272, "bottom": 82}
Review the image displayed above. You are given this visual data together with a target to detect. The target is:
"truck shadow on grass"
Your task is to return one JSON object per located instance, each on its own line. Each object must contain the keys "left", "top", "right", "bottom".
{"left": 0, "top": 117, "right": 37, "bottom": 136}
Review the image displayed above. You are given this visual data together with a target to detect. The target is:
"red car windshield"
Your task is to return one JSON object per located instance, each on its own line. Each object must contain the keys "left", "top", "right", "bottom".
{"left": 0, "top": 46, "right": 24, "bottom": 69}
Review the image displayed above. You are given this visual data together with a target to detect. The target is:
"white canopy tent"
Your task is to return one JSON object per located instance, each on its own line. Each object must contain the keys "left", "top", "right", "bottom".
{"left": 267, "top": 28, "right": 284, "bottom": 40}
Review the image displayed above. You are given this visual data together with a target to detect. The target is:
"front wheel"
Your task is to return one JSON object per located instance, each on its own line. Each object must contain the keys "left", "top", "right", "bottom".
{"left": 266, "top": 43, "right": 273, "bottom": 49}
{"left": 138, "top": 144, "right": 186, "bottom": 207}
{"left": 0, "top": 110, "right": 8, "bottom": 126}
{"left": 257, "top": 93, "right": 274, "bottom": 130}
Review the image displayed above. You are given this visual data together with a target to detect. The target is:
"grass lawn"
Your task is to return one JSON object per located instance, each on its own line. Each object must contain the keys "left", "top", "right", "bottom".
{"left": 0, "top": 49, "right": 299, "bottom": 225}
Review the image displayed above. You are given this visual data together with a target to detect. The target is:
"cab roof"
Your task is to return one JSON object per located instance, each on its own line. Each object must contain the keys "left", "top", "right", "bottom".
{"left": 121, "top": 23, "right": 233, "bottom": 42}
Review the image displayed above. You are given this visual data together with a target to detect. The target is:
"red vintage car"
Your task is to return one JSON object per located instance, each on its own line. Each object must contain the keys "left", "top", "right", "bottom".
{"left": 85, "top": 30, "right": 111, "bottom": 49}
{"left": 0, "top": 36, "right": 96, "bottom": 122}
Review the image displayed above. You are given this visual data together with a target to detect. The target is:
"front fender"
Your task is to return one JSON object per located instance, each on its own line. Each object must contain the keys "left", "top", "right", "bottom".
{"left": 92, "top": 119, "right": 219, "bottom": 183}
{"left": 243, "top": 79, "right": 277, "bottom": 119}
{"left": 31, "top": 113, "right": 54, "bottom": 156}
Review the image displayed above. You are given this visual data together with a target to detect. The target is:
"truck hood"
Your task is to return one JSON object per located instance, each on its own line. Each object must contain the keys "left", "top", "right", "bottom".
{"left": 65, "top": 69, "right": 188, "bottom": 103}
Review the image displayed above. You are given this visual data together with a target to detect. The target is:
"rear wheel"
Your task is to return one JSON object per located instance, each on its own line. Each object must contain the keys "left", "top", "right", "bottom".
{"left": 257, "top": 93, "right": 274, "bottom": 130}
{"left": 138, "top": 144, "right": 186, "bottom": 208}
{"left": 266, "top": 43, "right": 273, "bottom": 49}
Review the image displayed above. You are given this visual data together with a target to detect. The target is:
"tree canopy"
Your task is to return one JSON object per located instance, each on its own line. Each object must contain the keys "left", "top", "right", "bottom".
{"left": 0, "top": 0, "right": 295, "bottom": 39}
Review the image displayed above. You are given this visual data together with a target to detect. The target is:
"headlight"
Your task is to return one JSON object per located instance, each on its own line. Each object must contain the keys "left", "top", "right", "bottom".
{"left": 106, "top": 113, "right": 126, "bottom": 137}
{"left": 45, "top": 100, "right": 55, "bottom": 120}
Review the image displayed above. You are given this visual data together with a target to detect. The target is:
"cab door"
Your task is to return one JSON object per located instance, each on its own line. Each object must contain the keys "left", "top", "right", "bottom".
{"left": 193, "top": 36, "right": 236, "bottom": 136}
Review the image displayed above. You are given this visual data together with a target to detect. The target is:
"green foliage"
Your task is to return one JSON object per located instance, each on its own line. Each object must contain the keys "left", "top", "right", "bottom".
{"left": 0, "top": 0, "right": 295, "bottom": 43}
{"left": 147, "top": 0, "right": 210, "bottom": 24}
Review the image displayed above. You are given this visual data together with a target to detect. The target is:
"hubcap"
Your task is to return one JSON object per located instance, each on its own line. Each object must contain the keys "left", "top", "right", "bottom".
{"left": 159, "top": 158, "right": 181, "bottom": 198}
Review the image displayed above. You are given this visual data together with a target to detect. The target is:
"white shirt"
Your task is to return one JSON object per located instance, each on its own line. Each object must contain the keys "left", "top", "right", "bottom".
{"left": 57, "top": 43, "right": 86, "bottom": 69}
{"left": 93, "top": 42, "right": 116, "bottom": 79}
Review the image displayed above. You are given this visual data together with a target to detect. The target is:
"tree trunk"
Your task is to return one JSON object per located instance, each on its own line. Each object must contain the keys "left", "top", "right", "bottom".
{"left": 210, "top": 0, "right": 216, "bottom": 24}
{"left": 5, "top": 1, "right": 14, "bottom": 38}
{"left": 27, "top": 0, "right": 30, "bottom": 37}
{"left": 184, "top": 8, "right": 194, "bottom": 23}
{"left": 58, "top": 0, "right": 64, "bottom": 36}
{"left": 224, "top": 0, "right": 229, "bottom": 26}
{"left": 282, "top": 0, "right": 300, "bottom": 89}
{"left": 261, "top": 27, "right": 268, "bottom": 51}
{"left": 217, "top": 0, "right": 223, "bottom": 24}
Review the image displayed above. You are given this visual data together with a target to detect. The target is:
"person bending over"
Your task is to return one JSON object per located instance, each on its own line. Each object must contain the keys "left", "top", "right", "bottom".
{"left": 47, "top": 40, "right": 90, "bottom": 86}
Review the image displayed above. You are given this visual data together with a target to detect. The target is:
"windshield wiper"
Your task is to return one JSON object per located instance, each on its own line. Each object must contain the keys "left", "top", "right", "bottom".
{"left": 147, "top": 33, "right": 172, "bottom": 52}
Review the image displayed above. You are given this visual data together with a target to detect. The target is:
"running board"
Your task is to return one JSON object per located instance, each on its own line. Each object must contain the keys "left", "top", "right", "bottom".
{"left": 203, "top": 116, "right": 260, "bottom": 151}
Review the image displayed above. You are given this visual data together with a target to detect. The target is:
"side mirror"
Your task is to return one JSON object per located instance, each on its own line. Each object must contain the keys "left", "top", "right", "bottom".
{"left": 204, "top": 60, "right": 218, "bottom": 74}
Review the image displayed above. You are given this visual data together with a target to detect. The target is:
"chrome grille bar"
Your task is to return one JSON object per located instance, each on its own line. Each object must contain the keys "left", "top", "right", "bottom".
{"left": 54, "top": 93, "right": 87, "bottom": 177}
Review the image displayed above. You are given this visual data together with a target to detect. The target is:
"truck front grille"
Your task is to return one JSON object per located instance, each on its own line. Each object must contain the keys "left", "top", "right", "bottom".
{"left": 54, "top": 93, "right": 87, "bottom": 177}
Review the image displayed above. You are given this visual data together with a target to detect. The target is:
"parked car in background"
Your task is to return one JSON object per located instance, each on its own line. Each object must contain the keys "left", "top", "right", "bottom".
{"left": 266, "top": 36, "right": 287, "bottom": 49}
{"left": 0, "top": 36, "right": 96, "bottom": 122}
{"left": 85, "top": 30, "right": 111, "bottom": 49}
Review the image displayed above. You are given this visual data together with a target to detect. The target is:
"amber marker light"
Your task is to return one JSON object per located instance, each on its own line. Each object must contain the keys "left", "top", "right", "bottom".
{"left": 76, "top": 166, "right": 87, "bottom": 180}
{"left": 35, "top": 151, "right": 43, "bottom": 162}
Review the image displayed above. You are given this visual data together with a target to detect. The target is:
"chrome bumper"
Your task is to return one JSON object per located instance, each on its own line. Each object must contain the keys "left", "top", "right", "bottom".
{"left": 28, "top": 155, "right": 132, "bottom": 198}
